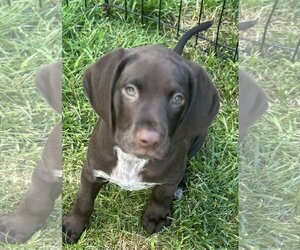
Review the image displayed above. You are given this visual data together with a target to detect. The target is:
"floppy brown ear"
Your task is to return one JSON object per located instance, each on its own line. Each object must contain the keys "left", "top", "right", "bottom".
{"left": 35, "top": 62, "right": 62, "bottom": 114}
{"left": 173, "top": 61, "right": 220, "bottom": 141}
{"left": 239, "top": 69, "right": 268, "bottom": 139}
{"left": 83, "top": 49, "right": 129, "bottom": 130}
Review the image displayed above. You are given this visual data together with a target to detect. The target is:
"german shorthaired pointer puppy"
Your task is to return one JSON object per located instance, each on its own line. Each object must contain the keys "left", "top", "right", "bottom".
{"left": 63, "top": 21, "right": 220, "bottom": 243}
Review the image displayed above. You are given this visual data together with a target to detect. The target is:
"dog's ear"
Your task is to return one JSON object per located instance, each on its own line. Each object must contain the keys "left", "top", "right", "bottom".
{"left": 83, "top": 49, "right": 130, "bottom": 130}
{"left": 239, "top": 69, "right": 268, "bottom": 139}
{"left": 35, "top": 62, "right": 62, "bottom": 114}
{"left": 173, "top": 61, "right": 220, "bottom": 141}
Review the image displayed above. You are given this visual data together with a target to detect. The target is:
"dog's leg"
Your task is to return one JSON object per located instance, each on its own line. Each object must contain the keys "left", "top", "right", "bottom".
{"left": 0, "top": 123, "right": 61, "bottom": 244}
{"left": 174, "top": 172, "right": 187, "bottom": 200}
{"left": 62, "top": 170, "right": 105, "bottom": 244}
{"left": 142, "top": 185, "right": 177, "bottom": 234}
{"left": 0, "top": 167, "right": 61, "bottom": 243}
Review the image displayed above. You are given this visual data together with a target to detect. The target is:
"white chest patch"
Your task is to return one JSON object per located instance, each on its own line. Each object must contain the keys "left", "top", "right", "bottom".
{"left": 93, "top": 146, "right": 160, "bottom": 191}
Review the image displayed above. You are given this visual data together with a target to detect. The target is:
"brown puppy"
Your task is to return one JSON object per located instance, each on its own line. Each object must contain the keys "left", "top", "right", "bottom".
{"left": 63, "top": 22, "right": 219, "bottom": 243}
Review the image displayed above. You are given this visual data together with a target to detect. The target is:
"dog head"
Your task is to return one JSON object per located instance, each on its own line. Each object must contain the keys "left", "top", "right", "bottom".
{"left": 35, "top": 62, "right": 62, "bottom": 114}
{"left": 84, "top": 45, "right": 219, "bottom": 159}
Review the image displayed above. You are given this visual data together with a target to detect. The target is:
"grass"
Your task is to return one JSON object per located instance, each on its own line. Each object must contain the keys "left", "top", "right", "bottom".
{"left": 240, "top": 0, "right": 300, "bottom": 248}
{"left": 239, "top": 58, "right": 300, "bottom": 249}
{"left": 63, "top": 0, "right": 238, "bottom": 249}
{"left": 1, "top": 0, "right": 297, "bottom": 248}
{"left": 0, "top": 0, "right": 61, "bottom": 249}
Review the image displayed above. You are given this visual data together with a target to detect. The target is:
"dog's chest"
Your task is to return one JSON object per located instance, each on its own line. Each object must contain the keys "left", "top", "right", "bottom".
{"left": 94, "top": 147, "right": 159, "bottom": 190}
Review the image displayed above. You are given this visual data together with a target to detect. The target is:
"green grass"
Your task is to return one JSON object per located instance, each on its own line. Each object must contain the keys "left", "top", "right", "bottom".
{"left": 63, "top": 1, "right": 238, "bottom": 249}
{"left": 240, "top": 0, "right": 300, "bottom": 248}
{"left": 0, "top": 0, "right": 61, "bottom": 248}
{"left": 239, "top": 57, "right": 300, "bottom": 249}
{"left": 239, "top": 64, "right": 300, "bottom": 246}
{"left": 1, "top": 0, "right": 298, "bottom": 248}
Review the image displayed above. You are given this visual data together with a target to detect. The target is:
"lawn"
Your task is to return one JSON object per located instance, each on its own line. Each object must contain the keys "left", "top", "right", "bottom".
{"left": 0, "top": 0, "right": 61, "bottom": 249}
{"left": 62, "top": 0, "right": 238, "bottom": 249}
{"left": 0, "top": 0, "right": 298, "bottom": 249}
{"left": 240, "top": 0, "right": 300, "bottom": 248}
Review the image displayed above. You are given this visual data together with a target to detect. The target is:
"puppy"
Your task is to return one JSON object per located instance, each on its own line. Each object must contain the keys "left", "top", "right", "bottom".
{"left": 63, "top": 21, "right": 219, "bottom": 243}
{"left": 0, "top": 63, "right": 62, "bottom": 244}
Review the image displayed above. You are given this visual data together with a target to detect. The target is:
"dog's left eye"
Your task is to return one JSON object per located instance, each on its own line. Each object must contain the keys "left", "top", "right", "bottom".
{"left": 171, "top": 93, "right": 185, "bottom": 106}
{"left": 123, "top": 84, "right": 138, "bottom": 99}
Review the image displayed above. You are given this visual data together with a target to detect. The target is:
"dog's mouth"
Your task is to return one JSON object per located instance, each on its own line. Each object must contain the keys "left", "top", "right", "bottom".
{"left": 118, "top": 144, "right": 166, "bottom": 160}
{"left": 132, "top": 148, "right": 164, "bottom": 160}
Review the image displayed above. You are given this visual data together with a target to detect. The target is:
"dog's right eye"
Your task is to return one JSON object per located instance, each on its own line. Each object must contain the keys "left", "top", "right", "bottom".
{"left": 122, "top": 84, "right": 139, "bottom": 99}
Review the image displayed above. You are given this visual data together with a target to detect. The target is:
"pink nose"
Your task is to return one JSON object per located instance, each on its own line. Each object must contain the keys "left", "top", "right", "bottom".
{"left": 136, "top": 129, "right": 161, "bottom": 148}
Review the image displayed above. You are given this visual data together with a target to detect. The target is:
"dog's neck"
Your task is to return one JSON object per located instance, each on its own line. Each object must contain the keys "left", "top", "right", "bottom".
{"left": 93, "top": 146, "right": 160, "bottom": 190}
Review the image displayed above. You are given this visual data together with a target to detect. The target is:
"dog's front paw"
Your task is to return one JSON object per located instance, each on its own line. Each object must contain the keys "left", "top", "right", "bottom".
{"left": 0, "top": 212, "right": 44, "bottom": 244}
{"left": 142, "top": 203, "right": 172, "bottom": 234}
{"left": 62, "top": 214, "right": 88, "bottom": 244}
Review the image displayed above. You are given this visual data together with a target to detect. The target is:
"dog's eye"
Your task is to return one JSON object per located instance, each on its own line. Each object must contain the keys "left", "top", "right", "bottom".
{"left": 171, "top": 93, "right": 185, "bottom": 106}
{"left": 123, "top": 84, "right": 138, "bottom": 98}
